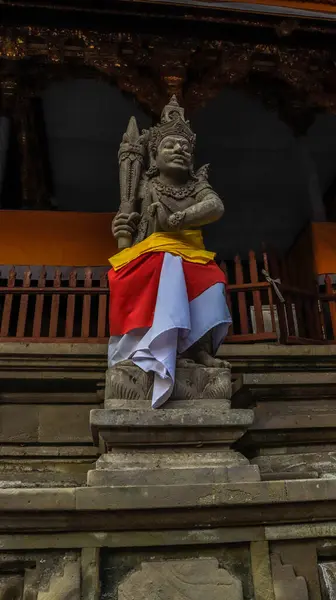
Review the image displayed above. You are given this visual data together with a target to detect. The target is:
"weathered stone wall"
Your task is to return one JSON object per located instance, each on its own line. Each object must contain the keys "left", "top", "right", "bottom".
{"left": 3, "top": 531, "right": 336, "bottom": 599}
{"left": 0, "top": 343, "right": 104, "bottom": 488}
{"left": 1, "top": 343, "right": 336, "bottom": 599}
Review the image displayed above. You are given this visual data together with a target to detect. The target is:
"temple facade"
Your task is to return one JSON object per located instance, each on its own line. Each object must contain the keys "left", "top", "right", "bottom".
{"left": 2, "top": 0, "right": 336, "bottom": 599}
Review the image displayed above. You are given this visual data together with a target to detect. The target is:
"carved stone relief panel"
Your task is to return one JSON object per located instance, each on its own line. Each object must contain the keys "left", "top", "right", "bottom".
{"left": 0, "top": 552, "right": 80, "bottom": 600}
{"left": 100, "top": 546, "right": 252, "bottom": 600}
{"left": 118, "top": 559, "right": 243, "bottom": 600}
{"left": 271, "top": 540, "right": 323, "bottom": 600}
{"left": 271, "top": 553, "right": 309, "bottom": 600}
{"left": 319, "top": 562, "right": 336, "bottom": 600}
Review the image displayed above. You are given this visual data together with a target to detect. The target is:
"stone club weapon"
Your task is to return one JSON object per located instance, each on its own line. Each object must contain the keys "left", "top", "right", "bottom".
{"left": 117, "top": 116, "right": 146, "bottom": 250}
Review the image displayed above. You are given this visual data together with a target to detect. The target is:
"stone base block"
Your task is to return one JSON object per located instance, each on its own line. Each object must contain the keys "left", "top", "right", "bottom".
{"left": 90, "top": 406, "right": 254, "bottom": 446}
{"left": 87, "top": 447, "right": 260, "bottom": 486}
{"left": 88, "top": 363, "right": 259, "bottom": 487}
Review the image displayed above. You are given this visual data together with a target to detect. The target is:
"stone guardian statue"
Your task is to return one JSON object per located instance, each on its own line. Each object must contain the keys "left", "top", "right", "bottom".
{"left": 108, "top": 96, "right": 232, "bottom": 408}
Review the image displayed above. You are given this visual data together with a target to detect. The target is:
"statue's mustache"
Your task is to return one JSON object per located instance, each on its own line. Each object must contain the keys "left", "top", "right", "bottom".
{"left": 170, "top": 153, "right": 189, "bottom": 159}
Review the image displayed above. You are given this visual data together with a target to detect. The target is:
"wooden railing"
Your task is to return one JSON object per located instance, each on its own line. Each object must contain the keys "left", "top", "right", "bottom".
{"left": 0, "top": 267, "right": 109, "bottom": 342}
{"left": 275, "top": 284, "right": 324, "bottom": 343}
{"left": 1, "top": 254, "right": 336, "bottom": 344}
{"left": 318, "top": 275, "right": 336, "bottom": 342}
{"left": 266, "top": 251, "right": 336, "bottom": 344}
{"left": 220, "top": 251, "right": 278, "bottom": 343}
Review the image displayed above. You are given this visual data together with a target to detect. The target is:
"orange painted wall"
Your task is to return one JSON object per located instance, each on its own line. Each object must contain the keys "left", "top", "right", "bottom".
{"left": 0, "top": 210, "right": 117, "bottom": 266}
{"left": 311, "top": 222, "right": 336, "bottom": 275}
{"left": 289, "top": 222, "right": 336, "bottom": 277}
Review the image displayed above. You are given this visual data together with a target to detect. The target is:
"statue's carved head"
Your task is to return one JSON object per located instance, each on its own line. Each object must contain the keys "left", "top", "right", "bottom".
{"left": 147, "top": 96, "right": 196, "bottom": 179}
{"left": 156, "top": 134, "right": 192, "bottom": 178}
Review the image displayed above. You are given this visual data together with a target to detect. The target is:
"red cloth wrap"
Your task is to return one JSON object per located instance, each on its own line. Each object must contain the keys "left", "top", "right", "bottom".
{"left": 108, "top": 251, "right": 226, "bottom": 336}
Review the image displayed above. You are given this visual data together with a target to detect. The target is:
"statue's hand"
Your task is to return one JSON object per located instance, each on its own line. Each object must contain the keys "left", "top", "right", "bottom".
{"left": 112, "top": 212, "right": 141, "bottom": 239}
{"left": 167, "top": 211, "right": 186, "bottom": 231}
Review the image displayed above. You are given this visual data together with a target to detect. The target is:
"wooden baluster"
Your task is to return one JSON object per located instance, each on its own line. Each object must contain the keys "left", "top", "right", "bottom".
{"left": 81, "top": 267, "right": 92, "bottom": 338}
{"left": 0, "top": 266, "right": 16, "bottom": 337}
{"left": 32, "top": 266, "right": 46, "bottom": 339}
{"left": 318, "top": 294, "right": 327, "bottom": 342}
{"left": 302, "top": 270, "right": 321, "bottom": 340}
{"left": 314, "top": 278, "right": 325, "bottom": 341}
{"left": 220, "top": 260, "right": 234, "bottom": 334}
{"left": 65, "top": 270, "right": 77, "bottom": 339}
{"left": 249, "top": 250, "right": 264, "bottom": 333}
{"left": 16, "top": 267, "right": 31, "bottom": 337}
{"left": 315, "top": 296, "right": 324, "bottom": 340}
{"left": 49, "top": 268, "right": 61, "bottom": 338}
{"left": 281, "top": 258, "right": 298, "bottom": 338}
{"left": 294, "top": 293, "right": 305, "bottom": 338}
{"left": 98, "top": 270, "right": 108, "bottom": 338}
{"left": 263, "top": 251, "right": 277, "bottom": 336}
{"left": 235, "top": 254, "right": 249, "bottom": 335}
{"left": 306, "top": 289, "right": 322, "bottom": 341}
{"left": 325, "top": 275, "right": 336, "bottom": 340}
{"left": 266, "top": 249, "right": 287, "bottom": 342}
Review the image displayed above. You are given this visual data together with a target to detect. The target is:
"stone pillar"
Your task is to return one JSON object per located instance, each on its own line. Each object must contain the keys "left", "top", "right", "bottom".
{"left": 0, "top": 79, "right": 14, "bottom": 205}
{"left": 88, "top": 362, "right": 260, "bottom": 487}
{"left": 0, "top": 76, "right": 52, "bottom": 210}
{"left": 14, "top": 94, "right": 51, "bottom": 209}
{"left": 0, "top": 116, "right": 10, "bottom": 204}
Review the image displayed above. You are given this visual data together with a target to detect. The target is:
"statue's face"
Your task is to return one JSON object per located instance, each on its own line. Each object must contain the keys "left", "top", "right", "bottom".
{"left": 156, "top": 135, "right": 192, "bottom": 178}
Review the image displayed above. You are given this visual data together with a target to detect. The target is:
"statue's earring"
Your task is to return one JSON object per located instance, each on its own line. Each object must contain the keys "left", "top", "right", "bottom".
{"left": 146, "top": 151, "right": 159, "bottom": 178}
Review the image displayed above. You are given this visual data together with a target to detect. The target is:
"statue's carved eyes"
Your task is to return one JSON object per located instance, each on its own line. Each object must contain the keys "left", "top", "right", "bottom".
{"left": 163, "top": 141, "right": 190, "bottom": 152}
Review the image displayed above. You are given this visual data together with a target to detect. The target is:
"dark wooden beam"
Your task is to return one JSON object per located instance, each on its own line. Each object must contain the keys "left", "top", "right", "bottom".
{"left": 323, "top": 173, "right": 336, "bottom": 221}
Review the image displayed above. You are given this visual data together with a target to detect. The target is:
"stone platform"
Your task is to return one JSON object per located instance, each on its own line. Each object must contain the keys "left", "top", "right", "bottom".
{"left": 88, "top": 362, "right": 260, "bottom": 487}
{"left": 2, "top": 344, "right": 336, "bottom": 600}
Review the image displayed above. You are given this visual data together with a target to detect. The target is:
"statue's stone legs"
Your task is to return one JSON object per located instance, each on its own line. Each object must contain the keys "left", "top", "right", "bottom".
{"left": 87, "top": 362, "right": 259, "bottom": 487}
{"left": 181, "top": 331, "right": 231, "bottom": 369}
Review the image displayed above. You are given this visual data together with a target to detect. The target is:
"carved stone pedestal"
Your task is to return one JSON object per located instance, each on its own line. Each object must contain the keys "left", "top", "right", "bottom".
{"left": 87, "top": 363, "right": 259, "bottom": 487}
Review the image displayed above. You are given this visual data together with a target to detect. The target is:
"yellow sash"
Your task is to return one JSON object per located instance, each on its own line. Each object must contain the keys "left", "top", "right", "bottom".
{"left": 109, "top": 230, "right": 215, "bottom": 271}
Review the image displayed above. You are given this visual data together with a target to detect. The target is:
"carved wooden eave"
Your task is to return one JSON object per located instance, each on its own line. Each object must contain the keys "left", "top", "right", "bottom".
{"left": 100, "top": 0, "right": 336, "bottom": 21}
{"left": 4, "top": 0, "right": 336, "bottom": 19}
{"left": 119, "top": 0, "right": 336, "bottom": 19}
{"left": 0, "top": 24, "right": 336, "bottom": 132}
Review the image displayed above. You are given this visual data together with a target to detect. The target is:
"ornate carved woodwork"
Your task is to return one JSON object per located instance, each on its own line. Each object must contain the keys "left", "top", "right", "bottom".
{"left": 0, "top": 26, "right": 335, "bottom": 134}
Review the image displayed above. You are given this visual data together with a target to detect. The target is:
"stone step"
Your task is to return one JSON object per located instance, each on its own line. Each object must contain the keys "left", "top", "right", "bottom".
{"left": 105, "top": 397, "right": 231, "bottom": 410}
{"left": 87, "top": 464, "right": 260, "bottom": 486}
{"left": 95, "top": 447, "right": 249, "bottom": 469}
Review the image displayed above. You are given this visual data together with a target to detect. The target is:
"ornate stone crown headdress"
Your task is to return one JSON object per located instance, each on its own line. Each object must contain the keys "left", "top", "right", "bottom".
{"left": 148, "top": 95, "right": 196, "bottom": 157}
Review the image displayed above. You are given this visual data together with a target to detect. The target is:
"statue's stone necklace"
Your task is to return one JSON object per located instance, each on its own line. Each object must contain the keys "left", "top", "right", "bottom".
{"left": 153, "top": 177, "right": 196, "bottom": 200}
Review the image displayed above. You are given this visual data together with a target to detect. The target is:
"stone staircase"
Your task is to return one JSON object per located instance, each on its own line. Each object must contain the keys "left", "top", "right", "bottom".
{"left": 1, "top": 342, "right": 336, "bottom": 487}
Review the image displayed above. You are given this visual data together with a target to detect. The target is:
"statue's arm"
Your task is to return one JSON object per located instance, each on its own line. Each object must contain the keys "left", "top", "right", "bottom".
{"left": 183, "top": 191, "right": 224, "bottom": 228}
{"left": 112, "top": 179, "right": 147, "bottom": 241}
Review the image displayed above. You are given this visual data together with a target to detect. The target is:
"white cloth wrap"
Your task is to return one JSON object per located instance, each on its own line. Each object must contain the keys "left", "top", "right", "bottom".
{"left": 108, "top": 252, "right": 232, "bottom": 408}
